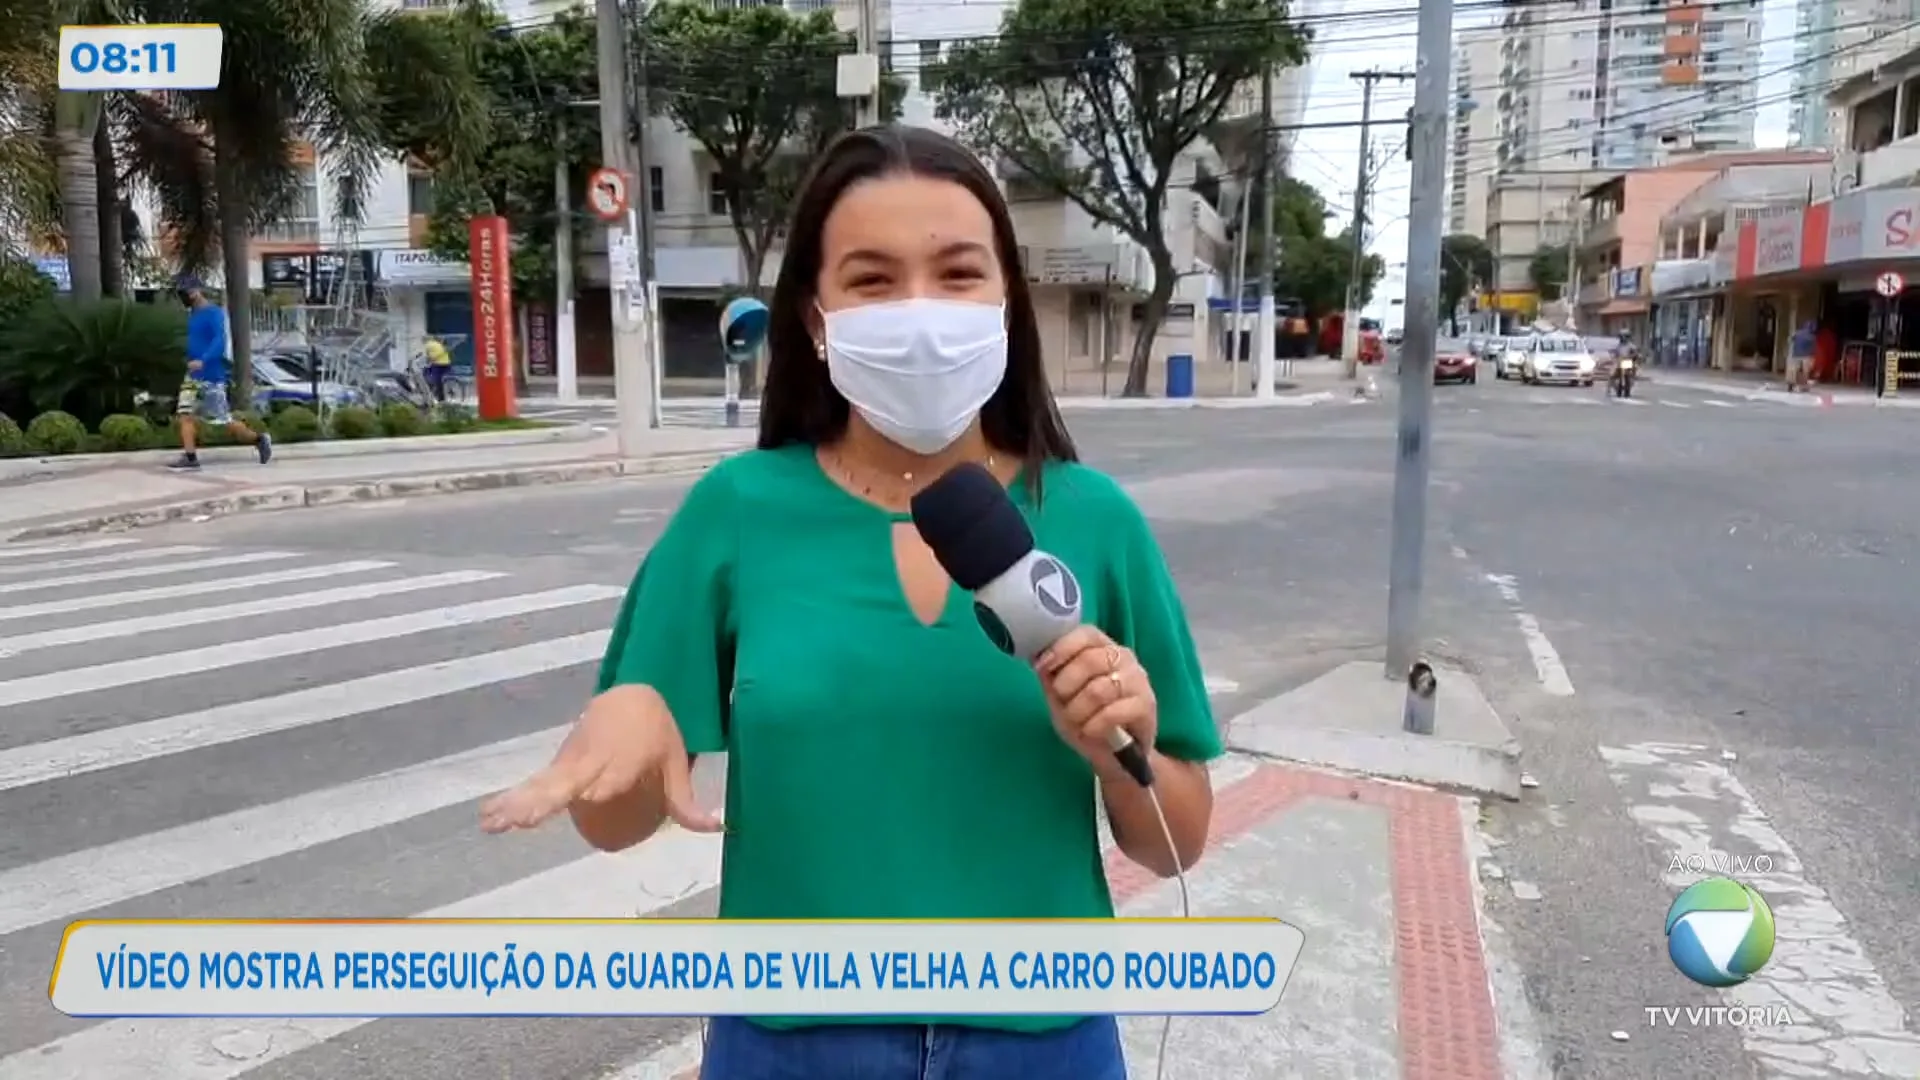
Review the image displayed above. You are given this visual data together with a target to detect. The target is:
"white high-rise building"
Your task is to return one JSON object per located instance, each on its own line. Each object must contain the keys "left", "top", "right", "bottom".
{"left": 1496, "top": 0, "right": 1761, "bottom": 173}
{"left": 1449, "top": 26, "right": 1503, "bottom": 236}
{"left": 1789, "top": 0, "right": 1920, "bottom": 149}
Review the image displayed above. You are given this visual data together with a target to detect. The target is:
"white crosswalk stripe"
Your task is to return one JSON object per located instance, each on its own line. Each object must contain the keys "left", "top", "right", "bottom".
{"left": 0, "top": 533, "right": 1246, "bottom": 1080}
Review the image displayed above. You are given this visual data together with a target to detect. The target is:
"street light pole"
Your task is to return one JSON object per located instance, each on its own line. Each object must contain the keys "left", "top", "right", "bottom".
{"left": 1382, "top": 0, "right": 1453, "bottom": 680}
{"left": 1254, "top": 66, "right": 1277, "bottom": 400}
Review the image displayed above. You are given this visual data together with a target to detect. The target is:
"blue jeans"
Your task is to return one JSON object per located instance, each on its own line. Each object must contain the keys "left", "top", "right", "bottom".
{"left": 699, "top": 1017, "right": 1128, "bottom": 1080}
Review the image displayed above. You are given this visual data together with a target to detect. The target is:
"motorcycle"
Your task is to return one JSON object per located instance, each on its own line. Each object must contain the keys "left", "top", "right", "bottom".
{"left": 1611, "top": 354, "right": 1636, "bottom": 398}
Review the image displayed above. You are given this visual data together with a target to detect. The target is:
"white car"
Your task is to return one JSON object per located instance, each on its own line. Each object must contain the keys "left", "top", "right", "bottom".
{"left": 1521, "top": 334, "right": 1599, "bottom": 386}
{"left": 1491, "top": 337, "right": 1533, "bottom": 380}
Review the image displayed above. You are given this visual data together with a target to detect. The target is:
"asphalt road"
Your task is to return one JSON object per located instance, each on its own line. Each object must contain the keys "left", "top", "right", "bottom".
{"left": 2, "top": 372, "right": 1914, "bottom": 1078}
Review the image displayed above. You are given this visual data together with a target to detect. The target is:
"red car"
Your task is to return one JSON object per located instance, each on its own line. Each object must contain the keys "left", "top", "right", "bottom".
{"left": 1434, "top": 339, "right": 1477, "bottom": 384}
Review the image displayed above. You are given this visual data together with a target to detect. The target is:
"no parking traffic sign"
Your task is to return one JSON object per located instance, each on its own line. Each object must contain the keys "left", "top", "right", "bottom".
{"left": 1875, "top": 271, "right": 1904, "bottom": 298}
{"left": 586, "top": 168, "right": 629, "bottom": 222}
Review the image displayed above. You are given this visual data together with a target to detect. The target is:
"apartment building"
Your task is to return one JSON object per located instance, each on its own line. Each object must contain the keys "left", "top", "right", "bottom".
{"left": 1789, "top": 0, "right": 1920, "bottom": 150}
{"left": 1497, "top": 0, "right": 1760, "bottom": 174}
{"left": 1482, "top": 168, "right": 1610, "bottom": 327}
{"left": 1449, "top": 26, "right": 1502, "bottom": 236}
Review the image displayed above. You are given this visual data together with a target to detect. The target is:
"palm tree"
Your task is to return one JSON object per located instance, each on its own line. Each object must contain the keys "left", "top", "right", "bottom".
{"left": 0, "top": 0, "right": 59, "bottom": 256}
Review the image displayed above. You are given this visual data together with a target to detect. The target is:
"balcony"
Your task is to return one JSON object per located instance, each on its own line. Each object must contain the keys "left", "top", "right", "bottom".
{"left": 1854, "top": 137, "right": 1920, "bottom": 191}
{"left": 1580, "top": 213, "right": 1621, "bottom": 250}
{"left": 1578, "top": 278, "right": 1611, "bottom": 305}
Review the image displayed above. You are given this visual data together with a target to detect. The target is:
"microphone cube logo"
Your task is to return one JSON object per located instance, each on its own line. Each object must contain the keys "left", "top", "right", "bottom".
{"left": 1665, "top": 877, "right": 1775, "bottom": 988}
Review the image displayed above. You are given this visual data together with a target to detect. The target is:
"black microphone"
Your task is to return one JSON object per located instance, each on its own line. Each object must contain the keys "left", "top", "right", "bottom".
{"left": 910, "top": 463, "right": 1155, "bottom": 788}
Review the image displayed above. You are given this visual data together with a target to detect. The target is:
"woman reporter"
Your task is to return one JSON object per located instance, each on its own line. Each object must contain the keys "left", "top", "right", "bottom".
{"left": 480, "top": 124, "right": 1220, "bottom": 1079}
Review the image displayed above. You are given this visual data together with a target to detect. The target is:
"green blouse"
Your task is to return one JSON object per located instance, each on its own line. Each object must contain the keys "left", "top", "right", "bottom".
{"left": 596, "top": 443, "right": 1222, "bottom": 1031}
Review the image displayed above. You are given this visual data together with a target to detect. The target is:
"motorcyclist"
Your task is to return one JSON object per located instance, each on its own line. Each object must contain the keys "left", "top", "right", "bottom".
{"left": 1612, "top": 331, "right": 1638, "bottom": 395}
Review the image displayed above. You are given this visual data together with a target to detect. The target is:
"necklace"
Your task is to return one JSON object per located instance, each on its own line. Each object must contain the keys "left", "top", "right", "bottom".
{"left": 823, "top": 448, "right": 998, "bottom": 506}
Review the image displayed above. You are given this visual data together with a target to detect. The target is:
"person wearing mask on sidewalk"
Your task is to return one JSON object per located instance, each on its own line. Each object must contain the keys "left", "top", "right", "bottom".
{"left": 169, "top": 276, "right": 272, "bottom": 470}
{"left": 1786, "top": 320, "right": 1816, "bottom": 393}
{"left": 479, "top": 124, "right": 1220, "bottom": 1080}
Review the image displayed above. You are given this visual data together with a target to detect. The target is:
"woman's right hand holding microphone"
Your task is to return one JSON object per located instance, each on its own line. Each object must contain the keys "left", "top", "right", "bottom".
{"left": 479, "top": 684, "right": 722, "bottom": 844}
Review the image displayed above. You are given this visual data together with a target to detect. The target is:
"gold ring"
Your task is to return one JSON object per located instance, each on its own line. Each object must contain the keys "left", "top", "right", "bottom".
{"left": 1108, "top": 670, "right": 1124, "bottom": 695}
{"left": 1107, "top": 647, "right": 1122, "bottom": 673}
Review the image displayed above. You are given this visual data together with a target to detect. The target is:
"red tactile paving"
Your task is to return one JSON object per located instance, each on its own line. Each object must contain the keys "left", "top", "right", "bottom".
{"left": 1104, "top": 763, "right": 1505, "bottom": 1080}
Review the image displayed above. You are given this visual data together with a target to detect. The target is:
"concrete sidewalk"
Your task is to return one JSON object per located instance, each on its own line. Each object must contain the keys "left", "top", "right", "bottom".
{"left": 638, "top": 753, "right": 1536, "bottom": 1080}
{"left": 1644, "top": 369, "right": 1920, "bottom": 409}
{"left": 0, "top": 427, "right": 753, "bottom": 542}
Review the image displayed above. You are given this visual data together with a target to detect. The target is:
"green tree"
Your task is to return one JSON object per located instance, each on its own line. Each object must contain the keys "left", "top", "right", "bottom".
{"left": 640, "top": 1, "right": 901, "bottom": 300}
{"left": 1529, "top": 243, "right": 1569, "bottom": 300}
{"left": 1440, "top": 233, "right": 1492, "bottom": 326}
{"left": 934, "top": 0, "right": 1308, "bottom": 396}
{"left": 1260, "top": 176, "right": 1382, "bottom": 321}
{"left": 411, "top": 7, "right": 600, "bottom": 304}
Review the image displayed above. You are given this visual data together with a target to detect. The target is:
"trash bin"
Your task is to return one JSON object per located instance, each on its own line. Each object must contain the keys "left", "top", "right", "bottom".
{"left": 1165, "top": 353, "right": 1194, "bottom": 399}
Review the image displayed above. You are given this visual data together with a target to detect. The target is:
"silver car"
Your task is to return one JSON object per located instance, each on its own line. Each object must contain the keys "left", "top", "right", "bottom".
{"left": 1490, "top": 336, "right": 1533, "bottom": 380}
{"left": 1520, "top": 333, "right": 1599, "bottom": 386}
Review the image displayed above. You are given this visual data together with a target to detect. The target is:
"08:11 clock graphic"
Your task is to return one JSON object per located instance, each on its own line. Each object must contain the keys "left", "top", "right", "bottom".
{"left": 59, "top": 24, "right": 224, "bottom": 91}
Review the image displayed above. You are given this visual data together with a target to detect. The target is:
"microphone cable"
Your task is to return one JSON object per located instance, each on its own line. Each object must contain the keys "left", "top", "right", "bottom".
{"left": 1139, "top": 773, "right": 1190, "bottom": 1080}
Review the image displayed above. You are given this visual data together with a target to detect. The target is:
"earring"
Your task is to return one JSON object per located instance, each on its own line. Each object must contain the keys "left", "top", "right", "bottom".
{"left": 815, "top": 340, "right": 827, "bottom": 360}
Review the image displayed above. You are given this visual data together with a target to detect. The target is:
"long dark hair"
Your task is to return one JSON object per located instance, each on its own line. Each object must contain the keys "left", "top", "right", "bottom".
{"left": 756, "top": 124, "right": 1077, "bottom": 480}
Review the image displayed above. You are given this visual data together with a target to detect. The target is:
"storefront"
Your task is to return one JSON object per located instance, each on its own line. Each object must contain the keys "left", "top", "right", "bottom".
{"left": 1649, "top": 258, "right": 1721, "bottom": 368}
{"left": 1730, "top": 185, "right": 1920, "bottom": 393}
{"left": 378, "top": 248, "right": 473, "bottom": 376}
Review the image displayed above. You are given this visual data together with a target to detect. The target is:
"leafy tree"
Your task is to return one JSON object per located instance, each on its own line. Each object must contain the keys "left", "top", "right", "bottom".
{"left": 1529, "top": 243, "right": 1568, "bottom": 300}
{"left": 934, "top": 0, "right": 1308, "bottom": 396}
{"left": 1259, "top": 175, "right": 1382, "bottom": 321}
{"left": 1439, "top": 233, "right": 1492, "bottom": 326}
{"left": 412, "top": 7, "right": 601, "bottom": 304}
{"left": 640, "top": 1, "right": 902, "bottom": 300}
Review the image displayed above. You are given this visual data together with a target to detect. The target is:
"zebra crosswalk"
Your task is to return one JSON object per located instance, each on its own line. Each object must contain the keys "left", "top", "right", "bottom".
{"left": 0, "top": 534, "right": 1260, "bottom": 1080}
{"left": 0, "top": 535, "right": 717, "bottom": 1080}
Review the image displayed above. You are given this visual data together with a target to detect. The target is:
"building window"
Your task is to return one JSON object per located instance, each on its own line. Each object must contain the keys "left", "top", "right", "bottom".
{"left": 407, "top": 174, "right": 434, "bottom": 216}
{"left": 648, "top": 166, "right": 665, "bottom": 213}
{"left": 918, "top": 39, "right": 941, "bottom": 90}
{"left": 708, "top": 171, "right": 729, "bottom": 215}
{"left": 260, "top": 164, "right": 319, "bottom": 242}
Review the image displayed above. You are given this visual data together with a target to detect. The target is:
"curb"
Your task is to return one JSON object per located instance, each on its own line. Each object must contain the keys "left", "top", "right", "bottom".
{"left": 2, "top": 450, "right": 734, "bottom": 543}
{"left": 0, "top": 423, "right": 602, "bottom": 485}
{"left": 1055, "top": 391, "right": 1337, "bottom": 410}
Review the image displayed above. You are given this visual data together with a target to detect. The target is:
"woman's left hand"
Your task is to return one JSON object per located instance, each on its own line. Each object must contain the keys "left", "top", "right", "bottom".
{"left": 1035, "top": 627, "right": 1157, "bottom": 769}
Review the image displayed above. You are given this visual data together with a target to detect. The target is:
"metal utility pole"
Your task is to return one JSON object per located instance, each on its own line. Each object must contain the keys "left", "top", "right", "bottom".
{"left": 1342, "top": 68, "right": 1413, "bottom": 378}
{"left": 1254, "top": 65, "right": 1277, "bottom": 400}
{"left": 554, "top": 117, "right": 577, "bottom": 403}
{"left": 1382, "top": 0, "right": 1453, "bottom": 680}
{"left": 595, "top": 0, "right": 655, "bottom": 453}
{"left": 1564, "top": 195, "right": 1584, "bottom": 331}
{"left": 853, "top": 0, "right": 881, "bottom": 127}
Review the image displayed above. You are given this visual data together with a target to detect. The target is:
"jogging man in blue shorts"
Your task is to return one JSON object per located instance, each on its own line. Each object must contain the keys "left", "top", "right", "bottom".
{"left": 169, "top": 276, "right": 272, "bottom": 470}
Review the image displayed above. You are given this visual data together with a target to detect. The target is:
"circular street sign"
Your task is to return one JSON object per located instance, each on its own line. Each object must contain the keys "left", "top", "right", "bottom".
{"left": 585, "top": 168, "right": 629, "bottom": 222}
{"left": 1876, "top": 271, "right": 1905, "bottom": 298}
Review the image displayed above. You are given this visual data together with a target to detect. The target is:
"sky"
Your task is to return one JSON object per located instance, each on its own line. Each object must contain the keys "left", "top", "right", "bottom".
{"left": 1287, "top": 0, "right": 1798, "bottom": 325}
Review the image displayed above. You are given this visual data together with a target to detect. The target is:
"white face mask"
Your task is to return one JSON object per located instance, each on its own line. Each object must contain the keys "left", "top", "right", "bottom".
{"left": 821, "top": 298, "right": 1009, "bottom": 455}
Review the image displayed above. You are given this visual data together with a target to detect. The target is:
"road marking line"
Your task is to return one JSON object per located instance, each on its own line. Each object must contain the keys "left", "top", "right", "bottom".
{"left": 1658, "top": 400, "right": 1691, "bottom": 409}
{"left": 0, "top": 569, "right": 508, "bottom": 658}
{"left": 1598, "top": 743, "right": 1920, "bottom": 1076}
{"left": 0, "top": 585, "right": 623, "bottom": 707}
{"left": 1203, "top": 673, "right": 1240, "bottom": 695}
{"left": 0, "top": 544, "right": 212, "bottom": 576}
{"left": 0, "top": 631, "right": 610, "bottom": 792}
{"left": 0, "top": 560, "right": 394, "bottom": 621}
{"left": 0, "top": 826, "right": 724, "bottom": 1080}
{"left": 0, "top": 538, "right": 139, "bottom": 560}
{"left": 1483, "top": 572, "right": 1574, "bottom": 696}
{"left": 0, "top": 727, "right": 569, "bottom": 936}
{"left": 1703, "top": 399, "right": 1738, "bottom": 408}
{"left": 0, "top": 551, "right": 298, "bottom": 596}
